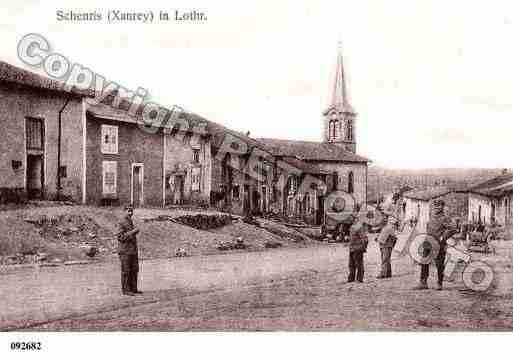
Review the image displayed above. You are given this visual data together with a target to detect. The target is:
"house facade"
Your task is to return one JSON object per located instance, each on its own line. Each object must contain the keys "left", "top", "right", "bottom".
{"left": 403, "top": 187, "right": 468, "bottom": 232}
{"left": 467, "top": 173, "right": 513, "bottom": 227}
{"left": 0, "top": 61, "right": 90, "bottom": 204}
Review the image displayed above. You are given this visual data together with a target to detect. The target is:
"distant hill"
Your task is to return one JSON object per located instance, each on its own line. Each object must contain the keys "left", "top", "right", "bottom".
{"left": 367, "top": 167, "right": 508, "bottom": 202}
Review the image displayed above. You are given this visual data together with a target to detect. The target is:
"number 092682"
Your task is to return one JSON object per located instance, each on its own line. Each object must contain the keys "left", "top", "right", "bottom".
{"left": 10, "top": 342, "right": 42, "bottom": 350}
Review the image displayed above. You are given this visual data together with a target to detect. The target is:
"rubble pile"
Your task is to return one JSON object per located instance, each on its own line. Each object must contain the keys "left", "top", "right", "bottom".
{"left": 175, "top": 214, "right": 232, "bottom": 230}
{"left": 22, "top": 214, "right": 115, "bottom": 259}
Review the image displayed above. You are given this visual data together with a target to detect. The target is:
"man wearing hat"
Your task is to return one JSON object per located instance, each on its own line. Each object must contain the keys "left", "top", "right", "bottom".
{"left": 376, "top": 216, "right": 399, "bottom": 278}
{"left": 117, "top": 204, "right": 142, "bottom": 296}
{"left": 414, "top": 199, "right": 456, "bottom": 290}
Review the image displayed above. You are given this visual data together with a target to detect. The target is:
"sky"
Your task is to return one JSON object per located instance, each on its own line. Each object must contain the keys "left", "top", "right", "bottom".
{"left": 1, "top": 0, "right": 512, "bottom": 169}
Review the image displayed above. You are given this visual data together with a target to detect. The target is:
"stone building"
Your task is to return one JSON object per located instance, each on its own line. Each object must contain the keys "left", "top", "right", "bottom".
{"left": 0, "top": 61, "right": 91, "bottom": 204}
{"left": 403, "top": 186, "right": 468, "bottom": 232}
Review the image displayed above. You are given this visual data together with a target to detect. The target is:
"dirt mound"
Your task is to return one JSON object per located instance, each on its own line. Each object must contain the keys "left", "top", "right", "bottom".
{"left": 0, "top": 211, "right": 116, "bottom": 265}
{"left": 0, "top": 215, "right": 44, "bottom": 257}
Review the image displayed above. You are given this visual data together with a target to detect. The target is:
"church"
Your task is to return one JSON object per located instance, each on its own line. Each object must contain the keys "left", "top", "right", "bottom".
{"left": 253, "top": 48, "right": 370, "bottom": 223}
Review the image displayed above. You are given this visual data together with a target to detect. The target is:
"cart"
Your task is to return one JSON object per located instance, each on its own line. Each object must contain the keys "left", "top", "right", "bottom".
{"left": 465, "top": 230, "right": 496, "bottom": 254}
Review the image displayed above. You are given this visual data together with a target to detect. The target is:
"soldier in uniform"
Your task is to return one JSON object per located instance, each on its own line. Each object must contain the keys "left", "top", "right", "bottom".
{"left": 376, "top": 217, "right": 399, "bottom": 278}
{"left": 347, "top": 223, "right": 369, "bottom": 283}
{"left": 414, "top": 199, "right": 457, "bottom": 291}
{"left": 117, "top": 205, "right": 142, "bottom": 296}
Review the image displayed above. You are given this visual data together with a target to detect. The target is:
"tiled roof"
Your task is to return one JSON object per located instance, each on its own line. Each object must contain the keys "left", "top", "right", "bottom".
{"left": 468, "top": 173, "right": 513, "bottom": 197}
{"left": 255, "top": 138, "right": 369, "bottom": 163}
{"left": 87, "top": 102, "right": 275, "bottom": 156}
{"left": 403, "top": 186, "right": 452, "bottom": 201}
{"left": 0, "top": 60, "right": 93, "bottom": 97}
{"left": 87, "top": 102, "right": 204, "bottom": 128}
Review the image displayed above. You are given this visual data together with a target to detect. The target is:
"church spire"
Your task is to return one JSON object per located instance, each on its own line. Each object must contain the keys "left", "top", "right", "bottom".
{"left": 329, "top": 43, "right": 354, "bottom": 114}
{"left": 322, "top": 44, "right": 357, "bottom": 153}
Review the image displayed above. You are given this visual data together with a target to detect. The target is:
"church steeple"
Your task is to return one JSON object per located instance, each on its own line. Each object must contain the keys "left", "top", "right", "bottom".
{"left": 322, "top": 44, "right": 357, "bottom": 153}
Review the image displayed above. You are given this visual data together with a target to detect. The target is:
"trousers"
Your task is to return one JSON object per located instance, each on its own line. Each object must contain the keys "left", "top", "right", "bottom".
{"left": 379, "top": 246, "right": 393, "bottom": 277}
{"left": 348, "top": 251, "right": 365, "bottom": 282}
{"left": 419, "top": 244, "right": 446, "bottom": 285}
{"left": 119, "top": 254, "right": 139, "bottom": 293}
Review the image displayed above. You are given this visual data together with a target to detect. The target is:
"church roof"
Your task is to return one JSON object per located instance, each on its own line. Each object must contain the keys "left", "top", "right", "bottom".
{"left": 279, "top": 157, "right": 331, "bottom": 175}
{"left": 255, "top": 138, "right": 369, "bottom": 163}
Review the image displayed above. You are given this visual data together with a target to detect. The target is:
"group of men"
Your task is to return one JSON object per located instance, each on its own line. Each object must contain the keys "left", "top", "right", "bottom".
{"left": 115, "top": 198, "right": 456, "bottom": 296}
{"left": 346, "top": 198, "right": 457, "bottom": 290}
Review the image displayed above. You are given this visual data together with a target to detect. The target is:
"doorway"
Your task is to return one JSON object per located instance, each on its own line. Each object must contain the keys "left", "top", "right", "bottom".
{"left": 25, "top": 117, "right": 45, "bottom": 200}
{"left": 261, "top": 186, "right": 267, "bottom": 213}
{"left": 173, "top": 175, "right": 184, "bottom": 205}
{"left": 131, "top": 163, "right": 144, "bottom": 207}
{"left": 252, "top": 189, "right": 261, "bottom": 215}
{"left": 26, "top": 154, "right": 44, "bottom": 199}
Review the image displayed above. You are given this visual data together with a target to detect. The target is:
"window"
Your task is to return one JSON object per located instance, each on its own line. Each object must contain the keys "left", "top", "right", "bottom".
{"left": 328, "top": 120, "right": 337, "bottom": 140}
{"left": 101, "top": 125, "right": 118, "bottom": 154}
{"left": 289, "top": 175, "right": 298, "bottom": 194}
{"left": 346, "top": 119, "right": 354, "bottom": 141}
{"left": 232, "top": 185, "right": 240, "bottom": 200}
{"left": 26, "top": 118, "right": 44, "bottom": 150}
{"left": 348, "top": 171, "right": 354, "bottom": 194}
{"left": 59, "top": 166, "right": 67, "bottom": 179}
{"left": 334, "top": 120, "right": 340, "bottom": 139}
{"left": 333, "top": 172, "right": 339, "bottom": 191}
{"left": 193, "top": 149, "right": 200, "bottom": 163}
{"left": 102, "top": 161, "right": 117, "bottom": 195}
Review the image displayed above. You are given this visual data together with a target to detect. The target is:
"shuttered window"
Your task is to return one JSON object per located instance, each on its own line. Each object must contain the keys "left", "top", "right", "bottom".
{"left": 26, "top": 118, "right": 44, "bottom": 150}
{"left": 101, "top": 125, "right": 118, "bottom": 154}
{"left": 102, "top": 161, "right": 117, "bottom": 195}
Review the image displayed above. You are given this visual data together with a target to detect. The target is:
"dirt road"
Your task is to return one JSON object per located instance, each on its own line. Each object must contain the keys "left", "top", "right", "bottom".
{"left": 2, "top": 235, "right": 513, "bottom": 331}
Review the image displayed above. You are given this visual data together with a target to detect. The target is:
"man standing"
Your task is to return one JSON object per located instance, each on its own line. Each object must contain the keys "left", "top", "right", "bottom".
{"left": 117, "top": 205, "right": 142, "bottom": 296}
{"left": 414, "top": 199, "right": 456, "bottom": 291}
{"left": 347, "top": 223, "right": 369, "bottom": 283}
{"left": 376, "top": 217, "right": 398, "bottom": 278}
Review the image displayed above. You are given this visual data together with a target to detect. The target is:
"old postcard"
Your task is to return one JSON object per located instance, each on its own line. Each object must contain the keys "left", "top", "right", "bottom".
{"left": 0, "top": 0, "right": 512, "bottom": 357}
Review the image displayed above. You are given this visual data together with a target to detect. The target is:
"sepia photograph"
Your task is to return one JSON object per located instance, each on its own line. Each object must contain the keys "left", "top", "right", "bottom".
{"left": 0, "top": 0, "right": 512, "bottom": 357}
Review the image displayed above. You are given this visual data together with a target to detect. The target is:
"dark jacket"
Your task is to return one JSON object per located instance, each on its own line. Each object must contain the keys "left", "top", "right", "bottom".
{"left": 349, "top": 227, "right": 369, "bottom": 253}
{"left": 117, "top": 215, "right": 138, "bottom": 255}
{"left": 426, "top": 213, "right": 456, "bottom": 245}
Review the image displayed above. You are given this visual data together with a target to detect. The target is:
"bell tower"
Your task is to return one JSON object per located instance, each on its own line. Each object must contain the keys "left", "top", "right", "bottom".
{"left": 322, "top": 45, "right": 357, "bottom": 153}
